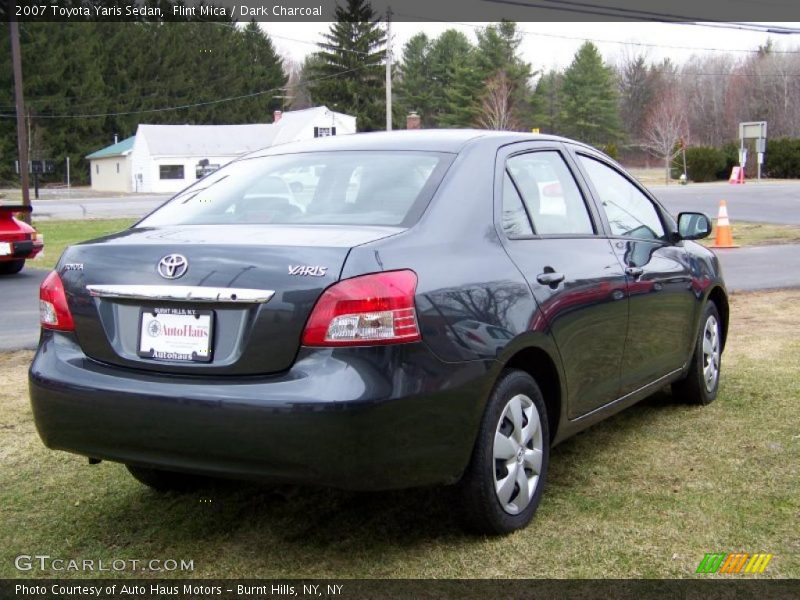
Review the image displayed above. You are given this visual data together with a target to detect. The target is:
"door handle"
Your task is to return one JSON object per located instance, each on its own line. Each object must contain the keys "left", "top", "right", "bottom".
{"left": 537, "top": 272, "right": 565, "bottom": 286}
{"left": 625, "top": 266, "right": 644, "bottom": 278}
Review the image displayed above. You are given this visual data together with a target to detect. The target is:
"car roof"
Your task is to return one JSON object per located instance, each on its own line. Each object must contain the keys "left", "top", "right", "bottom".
{"left": 245, "top": 129, "right": 590, "bottom": 157}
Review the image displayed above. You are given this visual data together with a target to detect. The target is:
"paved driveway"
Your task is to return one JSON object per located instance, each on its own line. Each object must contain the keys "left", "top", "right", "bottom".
{"left": 0, "top": 268, "right": 47, "bottom": 351}
{"left": 652, "top": 182, "right": 800, "bottom": 224}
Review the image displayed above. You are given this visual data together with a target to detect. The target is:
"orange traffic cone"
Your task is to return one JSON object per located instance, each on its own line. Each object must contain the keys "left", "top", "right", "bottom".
{"left": 711, "top": 200, "right": 739, "bottom": 248}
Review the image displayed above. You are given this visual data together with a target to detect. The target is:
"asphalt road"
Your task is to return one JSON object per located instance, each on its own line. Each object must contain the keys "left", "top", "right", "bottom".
{"left": 651, "top": 182, "right": 800, "bottom": 224}
{"left": 2, "top": 245, "right": 798, "bottom": 351}
{"left": 1, "top": 267, "right": 47, "bottom": 351}
{"left": 31, "top": 194, "right": 168, "bottom": 220}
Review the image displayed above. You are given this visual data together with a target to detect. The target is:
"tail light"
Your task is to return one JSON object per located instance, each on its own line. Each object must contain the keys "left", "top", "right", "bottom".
{"left": 302, "top": 270, "right": 421, "bottom": 346}
{"left": 40, "top": 271, "right": 75, "bottom": 331}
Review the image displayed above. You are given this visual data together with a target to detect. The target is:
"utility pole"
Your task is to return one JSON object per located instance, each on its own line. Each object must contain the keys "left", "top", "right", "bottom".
{"left": 10, "top": 14, "right": 31, "bottom": 223}
{"left": 385, "top": 6, "right": 392, "bottom": 131}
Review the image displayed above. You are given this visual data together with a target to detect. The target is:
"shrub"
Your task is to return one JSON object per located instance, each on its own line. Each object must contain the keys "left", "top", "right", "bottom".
{"left": 678, "top": 146, "right": 727, "bottom": 182}
{"left": 599, "top": 143, "right": 618, "bottom": 160}
{"left": 719, "top": 142, "right": 739, "bottom": 179}
{"left": 765, "top": 138, "right": 800, "bottom": 178}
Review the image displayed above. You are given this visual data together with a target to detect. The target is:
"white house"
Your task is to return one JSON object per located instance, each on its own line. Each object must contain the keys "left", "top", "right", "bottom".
{"left": 85, "top": 136, "right": 135, "bottom": 193}
{"left": 86, "top": 106, "right": 356, "bottom": 193}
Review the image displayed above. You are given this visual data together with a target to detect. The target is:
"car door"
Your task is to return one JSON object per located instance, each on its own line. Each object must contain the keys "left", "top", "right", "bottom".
{"left": 571, "top": 151, "right": 696, "bottom": 396}
{"left": 497, "top": 143, "right": 629, "bottom": 418}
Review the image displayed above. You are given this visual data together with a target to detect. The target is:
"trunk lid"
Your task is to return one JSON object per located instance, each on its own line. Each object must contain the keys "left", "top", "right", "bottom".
{"left": 60, "top": 224, "right": 402, "bottom": 375}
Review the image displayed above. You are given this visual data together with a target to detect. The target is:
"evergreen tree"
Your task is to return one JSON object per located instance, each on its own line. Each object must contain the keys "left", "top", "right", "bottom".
{"left": 307, "top": 0, "right": 387, "bottom": 131}
{"left": 427, "top": 30, "right": 480, "bottom": 128}
{"left": 561, "top": 42, "right": 622, "bottom": 145}
{"left": 530, "top": 70, "right": 564, "bottom": 134}
{"left": 396, "top": 33, "right": 432, "bottom": 126}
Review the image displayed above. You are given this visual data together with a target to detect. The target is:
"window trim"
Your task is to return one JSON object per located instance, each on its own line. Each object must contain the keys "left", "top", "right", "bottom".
{"left": 571, "top": 150, "right": 674, "bottom": 244}
{"left": 497, "top": 145, "right": 601, "bottom": 241}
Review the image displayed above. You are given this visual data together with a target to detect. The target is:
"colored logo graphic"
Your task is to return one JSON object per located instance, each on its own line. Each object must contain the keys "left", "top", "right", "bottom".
{"left": 147, "top": 320, "right": 162, "bottom": 337}
{"left": 696, "top": 553, "right": 773, "bottom": 574}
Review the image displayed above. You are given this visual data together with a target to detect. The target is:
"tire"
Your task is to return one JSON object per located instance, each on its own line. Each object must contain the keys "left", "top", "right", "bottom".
{"left": 126, "top": 465, "right": 206, "bottom": 493}
{"left": 457, "top": 369, "right": 550, "bottom": 535}
{"left": 0, "top": 259, "right": 24, "bottom": 275}
{"left": 672, "top": 301, "right": 722, "bottom": 405}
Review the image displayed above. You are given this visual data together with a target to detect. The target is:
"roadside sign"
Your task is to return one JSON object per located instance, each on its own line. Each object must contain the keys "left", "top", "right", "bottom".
{"left": 740, "top": 121, "right": 767, "bottom": 140}
{"left": 14, "top": 160, "right": 55, "bottom": 174}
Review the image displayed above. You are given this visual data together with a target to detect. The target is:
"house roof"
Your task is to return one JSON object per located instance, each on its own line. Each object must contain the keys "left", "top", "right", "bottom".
{"left": 260, "top": 106, "right": 348, "bottom": 148}
{"left": 135, "top": 123, "right": 274, "bottom": 157}
{"left": 86, "top": 136, "right": 135, "bottom": 159}
{"left": 85, "top": 106, "right": 354, "bottom": 160}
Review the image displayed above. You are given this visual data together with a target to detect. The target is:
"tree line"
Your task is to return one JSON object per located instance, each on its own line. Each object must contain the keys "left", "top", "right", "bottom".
{"left": 0, "top": 17, "right": 286, "bottom": 185}
{"left": 2, "top": 0, "right": 799, "bottom": 186}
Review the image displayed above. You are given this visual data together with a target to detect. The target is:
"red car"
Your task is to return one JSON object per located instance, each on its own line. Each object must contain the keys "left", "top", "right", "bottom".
{"left": 0, "top": 204, "right": 43, "bottom": 274}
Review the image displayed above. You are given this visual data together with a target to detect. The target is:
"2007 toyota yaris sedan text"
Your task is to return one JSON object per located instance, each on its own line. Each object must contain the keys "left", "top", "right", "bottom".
{"left": 29, "top": 130, "right": 727, "bottom": 534}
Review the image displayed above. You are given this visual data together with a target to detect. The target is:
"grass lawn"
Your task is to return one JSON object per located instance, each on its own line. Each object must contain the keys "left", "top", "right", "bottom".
{"left": 699, "top": 221, "right": 800, "bottom": 248}
{"left": 1, "top": 291, "right": 798, "bottom": 579}
{"left": 30, "top": 219, "right": 135, "bottom": 270}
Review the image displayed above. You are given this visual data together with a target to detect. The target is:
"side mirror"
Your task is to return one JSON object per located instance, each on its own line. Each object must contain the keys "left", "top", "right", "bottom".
{"left": 677, "top": 212, "right": 712, "bottom": 241}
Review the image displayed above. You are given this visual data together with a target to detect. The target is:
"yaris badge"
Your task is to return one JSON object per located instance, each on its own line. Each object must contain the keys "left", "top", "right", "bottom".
{"left": 158, "top": 254, "right": 188, "bottom": 279}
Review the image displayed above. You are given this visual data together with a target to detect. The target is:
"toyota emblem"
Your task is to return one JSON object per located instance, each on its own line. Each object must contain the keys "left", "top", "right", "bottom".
{"left": 157, "top": 254, "right": 188, "bottom": 279}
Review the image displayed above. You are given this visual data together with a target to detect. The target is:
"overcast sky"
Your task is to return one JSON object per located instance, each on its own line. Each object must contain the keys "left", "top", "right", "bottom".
{"left": 259, "top": 21, "right": 800, "bottom": 73}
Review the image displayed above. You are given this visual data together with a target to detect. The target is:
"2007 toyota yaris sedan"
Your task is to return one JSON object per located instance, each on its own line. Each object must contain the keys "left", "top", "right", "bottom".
{"left": 29, "top": 130, "right": 727, "bottom": 534}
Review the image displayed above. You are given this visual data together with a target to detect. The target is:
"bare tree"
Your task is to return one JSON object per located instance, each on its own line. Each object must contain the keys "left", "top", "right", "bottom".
{"left": 476, "top": 71, "right": 519, "bottom": 131}
{"left": 643, "top": 90, "right": 689, "bottom": 184}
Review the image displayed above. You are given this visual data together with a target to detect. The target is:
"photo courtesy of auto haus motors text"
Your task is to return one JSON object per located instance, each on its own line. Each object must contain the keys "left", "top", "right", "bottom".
{"left": 14, "top": 584, "right": 344, "bottom": 598}
{"left": 2, "top": 0, "right": 799, "bottom": 598}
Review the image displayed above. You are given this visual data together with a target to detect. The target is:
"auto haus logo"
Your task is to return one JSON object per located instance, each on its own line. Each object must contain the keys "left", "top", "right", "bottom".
{"left": 696, "top": 552, "right": 774, "bottom": 574}
{"left": 146, "top": 319, "right": 208, "bottom": 339}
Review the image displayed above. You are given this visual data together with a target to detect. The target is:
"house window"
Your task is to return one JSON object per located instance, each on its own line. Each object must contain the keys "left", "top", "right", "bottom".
{"left": 116, "top": 162, "right": 120, "bottom": 174}
{"left": 95, "top": 164, "right": 99, "bottom": 174}
{"left": 159, "top": 165, "right": 185, "bottom": 180}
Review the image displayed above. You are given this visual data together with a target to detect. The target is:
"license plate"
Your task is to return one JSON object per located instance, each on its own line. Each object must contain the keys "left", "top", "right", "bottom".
{"left": 138, "top": 308, "right": 213, "bottom": 362}
{"left": 0, "top": 242, "right": 10, "bottom": 256}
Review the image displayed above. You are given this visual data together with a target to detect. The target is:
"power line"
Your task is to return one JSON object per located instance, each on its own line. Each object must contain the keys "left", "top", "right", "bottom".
{"left": 0, "top": 65, "right": 371, "bottom": 120}
{"left": 483, "top": 0, "right": 800, "bottom": 33}
{"left": 394, "top": 13, "right": 800, "bottom": 55}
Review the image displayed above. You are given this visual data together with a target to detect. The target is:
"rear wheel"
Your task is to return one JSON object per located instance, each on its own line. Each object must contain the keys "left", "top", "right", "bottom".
{"left": 672, "top": 301, "right": 722, "bottom": 405}
{"left": 0, "top": 259, "right": 24, "bottom": 275}
{"left": 457, "top": 369, "right": 549, "bottom": 535}
{"left": 126, "top": 465, "right": 206, "bottom": 493}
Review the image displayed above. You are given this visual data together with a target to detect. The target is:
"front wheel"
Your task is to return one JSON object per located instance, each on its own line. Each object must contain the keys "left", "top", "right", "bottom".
{"left": 457, "top": 369, "right": 549, "bottom": 535}
{"left": 672, "top": 301, "right": 722, "bottom": 405}
{"left": 0, "top": 259, "right": 24, "bottom": 275}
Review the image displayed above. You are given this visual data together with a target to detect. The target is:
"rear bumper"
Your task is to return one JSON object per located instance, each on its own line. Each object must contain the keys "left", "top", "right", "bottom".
{"left": 0, "top": 238, "right": 42, "bottom": 261}
{"left": 29, "top": 332, "right": 495, "bottom": 490}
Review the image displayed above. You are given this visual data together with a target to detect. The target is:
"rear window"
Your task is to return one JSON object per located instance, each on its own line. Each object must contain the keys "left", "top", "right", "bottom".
{"left": 138, "top": 151, "right": 451, "bottom": 228}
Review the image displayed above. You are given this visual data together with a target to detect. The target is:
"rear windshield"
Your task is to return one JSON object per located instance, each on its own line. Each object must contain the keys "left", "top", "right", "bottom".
{"left": 137, "top": 151, "right": 452, "bottom": 228}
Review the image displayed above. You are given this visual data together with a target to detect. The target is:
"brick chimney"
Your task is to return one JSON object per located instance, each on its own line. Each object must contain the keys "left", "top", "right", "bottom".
{"left": 273, "top": 110, "right": 282, "bottom": 123}
{"left": 406, "top": 111, "right": 421, "bottom": 130}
